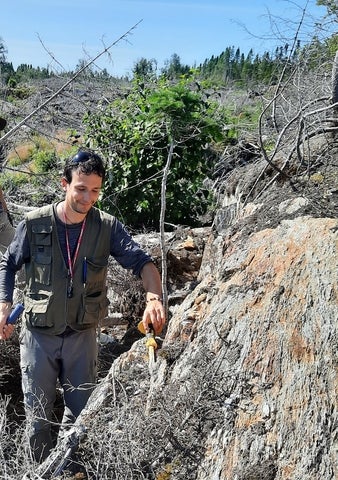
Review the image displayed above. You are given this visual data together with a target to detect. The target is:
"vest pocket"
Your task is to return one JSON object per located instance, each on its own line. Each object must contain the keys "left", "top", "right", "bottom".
{"left": 85, "top": 258, "right": 108, "bottom": 292}
{"left": 78, "top": 290, "right": 109, "bottom": 326}
{"left": 33, "top": 252, "right": 52, "bottom": 285}
{"left": 31, "top": 225, "right": 52, "bottom": 285}
{"left": 25, "top": 292, "right": 54, "bottom": 328}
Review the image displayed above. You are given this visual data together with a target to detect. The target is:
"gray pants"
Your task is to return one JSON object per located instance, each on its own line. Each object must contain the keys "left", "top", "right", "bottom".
{"left": 20, "top": 327, "right": 97, "bottom": 462}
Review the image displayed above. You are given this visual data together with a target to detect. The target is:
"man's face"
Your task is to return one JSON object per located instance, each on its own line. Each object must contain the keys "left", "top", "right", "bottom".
{"left": 61, "top": 170, "right": 102, "bottom": 215}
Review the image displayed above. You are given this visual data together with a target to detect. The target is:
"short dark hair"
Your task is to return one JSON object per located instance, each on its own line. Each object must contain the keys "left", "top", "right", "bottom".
{"left": 63, "top": 149, "right": 106, "bottom": 183}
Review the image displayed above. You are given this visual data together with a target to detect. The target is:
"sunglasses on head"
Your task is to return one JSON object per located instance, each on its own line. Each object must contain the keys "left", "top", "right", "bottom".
{"left": 65, "top": 150, "right": 105, "bottom": 182}
{"left": 70, "top": 150, "right": 93, "bottom": 164}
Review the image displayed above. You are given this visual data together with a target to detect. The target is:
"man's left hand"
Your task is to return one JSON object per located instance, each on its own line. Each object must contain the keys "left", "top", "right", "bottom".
{"left": 142, "top": 299, "right": 165, "bottom": 335}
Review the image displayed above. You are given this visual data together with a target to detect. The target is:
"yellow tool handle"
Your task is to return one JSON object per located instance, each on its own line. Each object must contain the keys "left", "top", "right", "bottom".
{"left": 145, "top": 337, "right": 158, "bottom": 349}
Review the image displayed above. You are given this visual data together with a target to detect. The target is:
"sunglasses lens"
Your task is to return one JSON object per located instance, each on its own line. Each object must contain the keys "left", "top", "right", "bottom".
{"left": 71, "top": 151, "right": 91, "bottom": 164}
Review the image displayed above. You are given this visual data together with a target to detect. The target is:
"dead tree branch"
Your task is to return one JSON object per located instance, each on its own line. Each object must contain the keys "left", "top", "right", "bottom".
{"left": 256, "top": 2, "right": 309, "bottom": 179}
{"left": 37, "top": 33, "right": 65, "bottom": 72}
{"left": 31, "top": 369, "right": 116, "bottom": 479}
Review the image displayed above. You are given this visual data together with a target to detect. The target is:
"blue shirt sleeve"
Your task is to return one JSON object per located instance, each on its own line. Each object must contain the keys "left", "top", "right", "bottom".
{"left": 0, "top": 220, "right": 29, "bottom": 302}
{"left": 110, "top": 218, "right": 153, "bottom": 277}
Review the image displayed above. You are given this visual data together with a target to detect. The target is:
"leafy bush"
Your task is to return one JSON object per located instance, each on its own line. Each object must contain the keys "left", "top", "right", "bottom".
{"left": 84, "top": 77, "right": 230, "bottom": 229}
{"left": 0, "top": 172, "right": 29, "bottom": 189}
{"left": 31, "top": 150, "right": 58, "bottom": 173}
{"left": 6, "top": 84, "right": 34, "bottom": 100}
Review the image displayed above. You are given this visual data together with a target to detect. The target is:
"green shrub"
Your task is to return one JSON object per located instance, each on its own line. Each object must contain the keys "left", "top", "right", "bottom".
{"left": 84, "top": 77, "right": 230, "bottom": 229}
{"left": 0, "top": 172, "right": 29, "bottom": 189}
{"left": 31, "top": 150, "right": 58, "bottom": 173}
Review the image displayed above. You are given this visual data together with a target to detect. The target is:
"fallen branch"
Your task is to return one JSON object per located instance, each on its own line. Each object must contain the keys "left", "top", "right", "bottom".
{"left": 7, "top": 202, "right": 35, "bottom": 212}
{"left": 31, "top": 370, "right": 115, "bottom": 479}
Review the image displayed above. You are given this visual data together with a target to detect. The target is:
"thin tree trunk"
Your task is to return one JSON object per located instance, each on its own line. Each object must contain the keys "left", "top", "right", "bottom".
{"left": 159, "top": 141, "right": 174, "bottom": 320}
{"left": 332, "top": 51, "right": 338, "bottom": 135}
{"left": 332, "top": 51, "right": 338, "bottom": 105}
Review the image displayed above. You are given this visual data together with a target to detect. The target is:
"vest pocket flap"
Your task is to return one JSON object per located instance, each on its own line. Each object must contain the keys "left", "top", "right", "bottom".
{"left": 78, "top": 293, "right": 109, "bottom": 325}
{"left": 84, "top": 293, "right": 109, "bottom": 312}
{"left": 32, "top": 224, "right": 52, "bottom": 245}
{"left": 25, "top": 293, "right": 54, "bottom": 328}
{"left": 85, "top": 301, "right": 100, "bottom": 314}
{"left": 25, "top": 294, "right": 50, "bottom": 313}
{"left": 86, "top": 257, "right": 108, "bottom": 269}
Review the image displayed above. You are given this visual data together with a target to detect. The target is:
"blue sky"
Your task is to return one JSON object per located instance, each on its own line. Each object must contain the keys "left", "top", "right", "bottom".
{"left": 0, "top": 0, "right": 329, "bottom": 77}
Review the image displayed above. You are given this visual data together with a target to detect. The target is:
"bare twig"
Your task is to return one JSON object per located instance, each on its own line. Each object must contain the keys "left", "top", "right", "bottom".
{"left": 37, "top": 33, "right": 65, "bottom": 72}
{"left": 256, "top": 2, "right": 310, "bottom": 179}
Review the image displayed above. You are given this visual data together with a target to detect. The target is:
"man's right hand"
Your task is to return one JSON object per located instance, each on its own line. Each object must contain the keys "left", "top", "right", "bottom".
{"left": 0, "top": 303, "right": 14, "bottom": 340}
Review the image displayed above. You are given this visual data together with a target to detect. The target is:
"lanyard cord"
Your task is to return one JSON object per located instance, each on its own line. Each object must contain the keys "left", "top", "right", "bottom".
{"left": 63, "top": 209, "right": 87, "bottom": 282}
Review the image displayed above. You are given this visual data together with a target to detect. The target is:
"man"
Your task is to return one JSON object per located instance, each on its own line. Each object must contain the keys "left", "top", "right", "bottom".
{"left": 0, "top": 149, "right": 165, "bottom": 462}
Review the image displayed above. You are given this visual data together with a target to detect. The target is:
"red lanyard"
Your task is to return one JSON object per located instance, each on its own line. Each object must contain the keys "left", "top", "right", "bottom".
{"left": 63, "top": 209, "right": 86, "bottom": 296}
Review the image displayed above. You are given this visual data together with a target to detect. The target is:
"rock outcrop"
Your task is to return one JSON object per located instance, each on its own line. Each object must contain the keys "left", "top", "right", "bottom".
{"left": 180, "top": 215, "right": 337, "bottom": 479}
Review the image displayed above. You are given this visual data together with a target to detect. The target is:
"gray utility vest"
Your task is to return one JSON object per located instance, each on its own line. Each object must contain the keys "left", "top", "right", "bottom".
{"left": 24, "top": 204, "right": 113, "bottom": 335}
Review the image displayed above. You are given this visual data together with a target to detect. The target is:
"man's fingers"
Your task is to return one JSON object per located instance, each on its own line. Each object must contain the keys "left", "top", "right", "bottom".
{"left": 1, "top": 323, "right": 14, "bottom": 340}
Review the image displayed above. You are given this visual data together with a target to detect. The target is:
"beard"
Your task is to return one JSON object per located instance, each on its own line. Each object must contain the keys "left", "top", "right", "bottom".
{"left": 69, "top": 200, "right": 93, "bottom": 216}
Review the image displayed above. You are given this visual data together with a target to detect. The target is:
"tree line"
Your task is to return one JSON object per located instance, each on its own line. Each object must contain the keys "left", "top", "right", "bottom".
{"left": 1, "top": 32, "right": 337, "bottom": 88}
